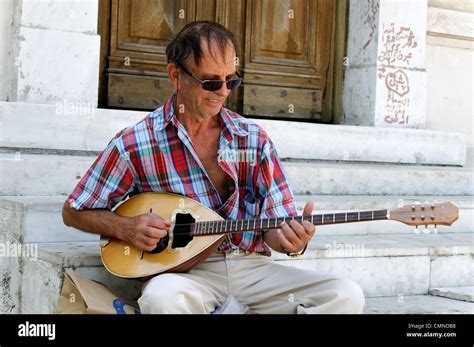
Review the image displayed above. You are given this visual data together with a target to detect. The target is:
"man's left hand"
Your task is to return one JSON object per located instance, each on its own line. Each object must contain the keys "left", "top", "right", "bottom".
{"left": 276, "top": 201, "right": 316, "bottom": 253}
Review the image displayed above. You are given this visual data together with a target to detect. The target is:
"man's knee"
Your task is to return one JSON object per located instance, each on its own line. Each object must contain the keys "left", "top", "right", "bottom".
{"left": 334, "top": 278, "right": 365, "bottom": 313}
{"left": 138, "top": 274, "right": 207, "bottom": 314}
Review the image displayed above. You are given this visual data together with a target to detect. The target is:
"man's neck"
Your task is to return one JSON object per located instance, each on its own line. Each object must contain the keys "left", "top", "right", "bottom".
{"left": 174, "top": 97, "right": 221, "bottom": 137}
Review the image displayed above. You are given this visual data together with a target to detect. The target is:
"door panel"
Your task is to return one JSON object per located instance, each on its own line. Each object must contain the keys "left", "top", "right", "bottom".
{"left": 243, "top": 0, "right": 334, "bottom": 119}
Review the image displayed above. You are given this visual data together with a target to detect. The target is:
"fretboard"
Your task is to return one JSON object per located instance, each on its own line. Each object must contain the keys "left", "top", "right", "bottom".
{"left": 190, "top": 209, "right": 388, "bottom": 236}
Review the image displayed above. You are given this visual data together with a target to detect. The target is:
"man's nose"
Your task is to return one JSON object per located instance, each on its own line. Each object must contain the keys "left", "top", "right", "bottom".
{"left": 215, "top": 81, "right": 231, "bottom": 96}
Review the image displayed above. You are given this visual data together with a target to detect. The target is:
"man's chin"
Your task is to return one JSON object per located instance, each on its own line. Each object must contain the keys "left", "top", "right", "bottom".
{"left": 204, "top": 103, "right": 222, "bottom": 115}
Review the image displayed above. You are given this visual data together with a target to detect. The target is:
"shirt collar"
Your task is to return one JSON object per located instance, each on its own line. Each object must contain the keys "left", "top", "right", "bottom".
{"left": 155, "top": 94, "right": 249, "bottom": 140}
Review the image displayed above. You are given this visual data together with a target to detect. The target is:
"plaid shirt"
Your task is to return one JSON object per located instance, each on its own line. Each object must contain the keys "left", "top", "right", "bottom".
{"left": 67, "top": 94, "right": 297, "bottom": 255}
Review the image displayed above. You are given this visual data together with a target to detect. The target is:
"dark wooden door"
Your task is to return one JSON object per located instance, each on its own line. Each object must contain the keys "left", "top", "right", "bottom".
{"left": 100, "top": 0, "right": 338, "bottom": 121}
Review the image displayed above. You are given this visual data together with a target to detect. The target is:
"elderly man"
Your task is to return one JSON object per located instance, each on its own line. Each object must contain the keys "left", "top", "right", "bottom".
{"left": 62, "top": 21, "right": 365, "bottom": 314}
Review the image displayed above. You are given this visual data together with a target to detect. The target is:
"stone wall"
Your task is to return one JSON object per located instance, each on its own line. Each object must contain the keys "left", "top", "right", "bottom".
{"left": 425, "top": 0, "right": 474, "bottom": 150}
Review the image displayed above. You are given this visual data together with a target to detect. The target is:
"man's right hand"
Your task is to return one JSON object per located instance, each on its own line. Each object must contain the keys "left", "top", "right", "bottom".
{"left": 120, "top": 213, "right": 171, "bottom": 252}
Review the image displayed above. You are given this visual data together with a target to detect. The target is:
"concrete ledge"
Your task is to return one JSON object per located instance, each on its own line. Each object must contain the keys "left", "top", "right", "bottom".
{"left": 0, "top": 101, "right": 467, "bottom": 166}
{"left": 0, "top": 196, "right": 99, "bottom": 243}
{"left": 1, "top": 152, "right": 472, "bottom": 196}
{"left": 273, "top": 233, "right": 474, "bottom": 260}
{"left": 4, "top": 231, "right": 473, "bottom": 312}
{"left": 284, "top": 161, "right": 474, "bottom": 196}
{"left": 430, "top": 286, "right": 474, "bottom": 303}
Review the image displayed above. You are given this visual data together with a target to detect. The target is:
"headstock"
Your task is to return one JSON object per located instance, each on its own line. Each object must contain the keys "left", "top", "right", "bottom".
{"left": 388, "top": 202, "right": 459, "bottom": 233}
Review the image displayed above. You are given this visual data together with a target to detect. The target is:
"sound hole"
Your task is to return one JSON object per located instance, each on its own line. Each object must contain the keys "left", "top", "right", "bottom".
{"left": 146, "top": 213, "right": 195, "bottom": 254}
{"left": 172, "top": 213, "right": 195, "bottom": 248}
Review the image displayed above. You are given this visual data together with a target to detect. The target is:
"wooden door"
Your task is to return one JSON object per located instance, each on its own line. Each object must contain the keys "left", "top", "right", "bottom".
{"left": 99, "top": 0, "right": 340, "bottom": 121}
{"left": 242, "top": 0, "right": 334, "bottom": 120}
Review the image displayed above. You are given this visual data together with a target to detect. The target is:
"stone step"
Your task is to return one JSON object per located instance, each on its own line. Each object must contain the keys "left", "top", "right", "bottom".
{"left": 364, "top": 295, "right": 474, "bottom": 314}
{"left": 1, "top": 152, "right": 472, "bottom": 196}
{"left": 0, "top": 101, "right": 467, "bottom": 166}
{"left": 10, "top": 242, "right": 142, "bottom": 314}
{"left": 6, "top": 232, "right": 472, "bottom": 313}
{"left": 284, "top": 161, "right": 474, "bottom": 196}
{"left": 0, "top": 196, "right": 99, "bottom": 243}
{"left": 0, "top": 195, "right": 471, "bottom": 248}
{"left": 429, "top": 286, "right": 474, "bottom": 303}
{"left": 272, "top": 233, "right": 474, "bottom": 298}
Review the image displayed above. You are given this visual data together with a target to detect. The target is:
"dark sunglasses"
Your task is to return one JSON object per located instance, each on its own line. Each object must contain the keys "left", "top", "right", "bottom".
{"left": 177, "top": 64, "right": 243, "bottom": 91}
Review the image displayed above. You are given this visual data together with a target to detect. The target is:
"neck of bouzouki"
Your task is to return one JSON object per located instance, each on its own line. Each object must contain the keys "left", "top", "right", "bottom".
{"left": 190, "top": 209, "right": 389, "bottom": 236}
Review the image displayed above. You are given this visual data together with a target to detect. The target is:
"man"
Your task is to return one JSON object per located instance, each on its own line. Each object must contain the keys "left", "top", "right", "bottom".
{"left": 62, "top": 21, "right": 365, "bottom": 314}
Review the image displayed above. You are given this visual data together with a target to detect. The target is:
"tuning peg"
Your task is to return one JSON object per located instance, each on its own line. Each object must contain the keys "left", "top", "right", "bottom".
{"left": 433, "top": 224, "right": 438, "bottom": 234}
{"left": 413, "top": 226, "right": 420, "bottom": 234}
{"left": 423, "top": 225, "right": 429, "bottom": 234}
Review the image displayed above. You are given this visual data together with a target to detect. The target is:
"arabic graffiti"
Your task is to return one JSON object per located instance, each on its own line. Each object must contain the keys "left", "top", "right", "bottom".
{"left": 376, "top": 23, "right": 417, "bottom": 125}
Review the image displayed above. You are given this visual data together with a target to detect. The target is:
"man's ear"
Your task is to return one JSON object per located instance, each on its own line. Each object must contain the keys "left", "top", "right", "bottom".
{"left": 167, "top": 63, "right": 180, "bottom": 90}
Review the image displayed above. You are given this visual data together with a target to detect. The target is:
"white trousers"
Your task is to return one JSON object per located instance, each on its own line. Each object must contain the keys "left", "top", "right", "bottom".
{"left": 138, "top": 251, "right": 365, "bottom": 314}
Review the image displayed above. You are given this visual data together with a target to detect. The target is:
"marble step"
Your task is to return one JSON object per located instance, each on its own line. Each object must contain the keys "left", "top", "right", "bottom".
{"left": 4, "top": 232, "right": 472, "bottom": 313}
{"left": 1, "top": 100, "right": 467, "bottom": 166}
{"left": 1, "top": 151, "right": 472, "bottom": 196}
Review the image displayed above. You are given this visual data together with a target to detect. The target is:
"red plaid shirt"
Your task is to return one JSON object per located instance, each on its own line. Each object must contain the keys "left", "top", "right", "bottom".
{"left": 68, "top": 94, "right": 297, "bottom": 255}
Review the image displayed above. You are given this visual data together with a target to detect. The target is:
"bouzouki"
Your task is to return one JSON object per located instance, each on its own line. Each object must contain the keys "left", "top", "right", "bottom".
{"left": 100, "top": 192, "right": 459, "bottom": 279}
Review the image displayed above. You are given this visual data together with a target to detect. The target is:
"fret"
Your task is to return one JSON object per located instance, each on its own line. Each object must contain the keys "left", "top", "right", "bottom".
{"left": 345, "top": 213, "right": 347, "bottom": 223}
{"left": 311, "top": 214, "right": 314, "bottom": 224}
{"left": 372, "top": 210, "right": 374, "bottom": 220}
{"left": 358, "top": 212, "right": 360, "bottom": 221}
{"left": 322, "top": 215, "right": 325, "bottom": 224}
{"left": 253, "top": 219, "right": 256, "bottom": 231}
{"left": 246, "top": 219, "right": 249, "bottom": 231}
{"left": 267, "top": 218, "right": 269, "bottom": 229}
{"left": 333, "top": 214, "right": 335, "bottom": 223}
{"left": 260, "top": 219, "right": 263, "bottom": 230}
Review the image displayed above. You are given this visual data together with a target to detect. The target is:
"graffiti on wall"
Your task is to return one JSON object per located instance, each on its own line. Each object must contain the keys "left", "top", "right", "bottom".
{"left": 362, "top": 0, "right": 379, "bottom": 50}
{"left": 377, "top": 23, "right": 418, "bottom": 125}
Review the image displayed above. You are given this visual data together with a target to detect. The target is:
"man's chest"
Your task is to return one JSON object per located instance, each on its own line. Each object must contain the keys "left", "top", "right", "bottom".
{"left": 190, "top": 132, "right": 233, "bottom": 201}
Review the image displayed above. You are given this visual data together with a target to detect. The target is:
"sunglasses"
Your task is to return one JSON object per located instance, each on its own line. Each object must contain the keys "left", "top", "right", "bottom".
{"left": 177, "top": 64, "right": 243, "bottom": 92}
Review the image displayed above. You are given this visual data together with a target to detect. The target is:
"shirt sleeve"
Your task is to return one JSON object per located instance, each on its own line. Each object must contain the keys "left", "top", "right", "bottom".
{"left": 66, "top": 137, "right": 135, "bottom": 211}
{"left": 257, "top": 138, "right": 298, "bottom": 220}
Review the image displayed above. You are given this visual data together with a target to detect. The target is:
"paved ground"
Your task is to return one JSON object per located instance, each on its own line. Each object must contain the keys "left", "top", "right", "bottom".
{"left": 364, "top": 295, "right": 474, "bottom": 314}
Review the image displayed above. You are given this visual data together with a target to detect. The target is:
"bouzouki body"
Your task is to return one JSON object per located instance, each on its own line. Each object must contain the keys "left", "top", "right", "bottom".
{"left": 100, "top": 192, "right": 225, "bottom": 278}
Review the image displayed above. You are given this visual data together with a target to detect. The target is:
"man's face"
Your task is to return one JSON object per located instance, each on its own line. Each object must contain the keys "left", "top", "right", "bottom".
{"left": 172, "top": 39, "right": 237, "bottom": 119}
